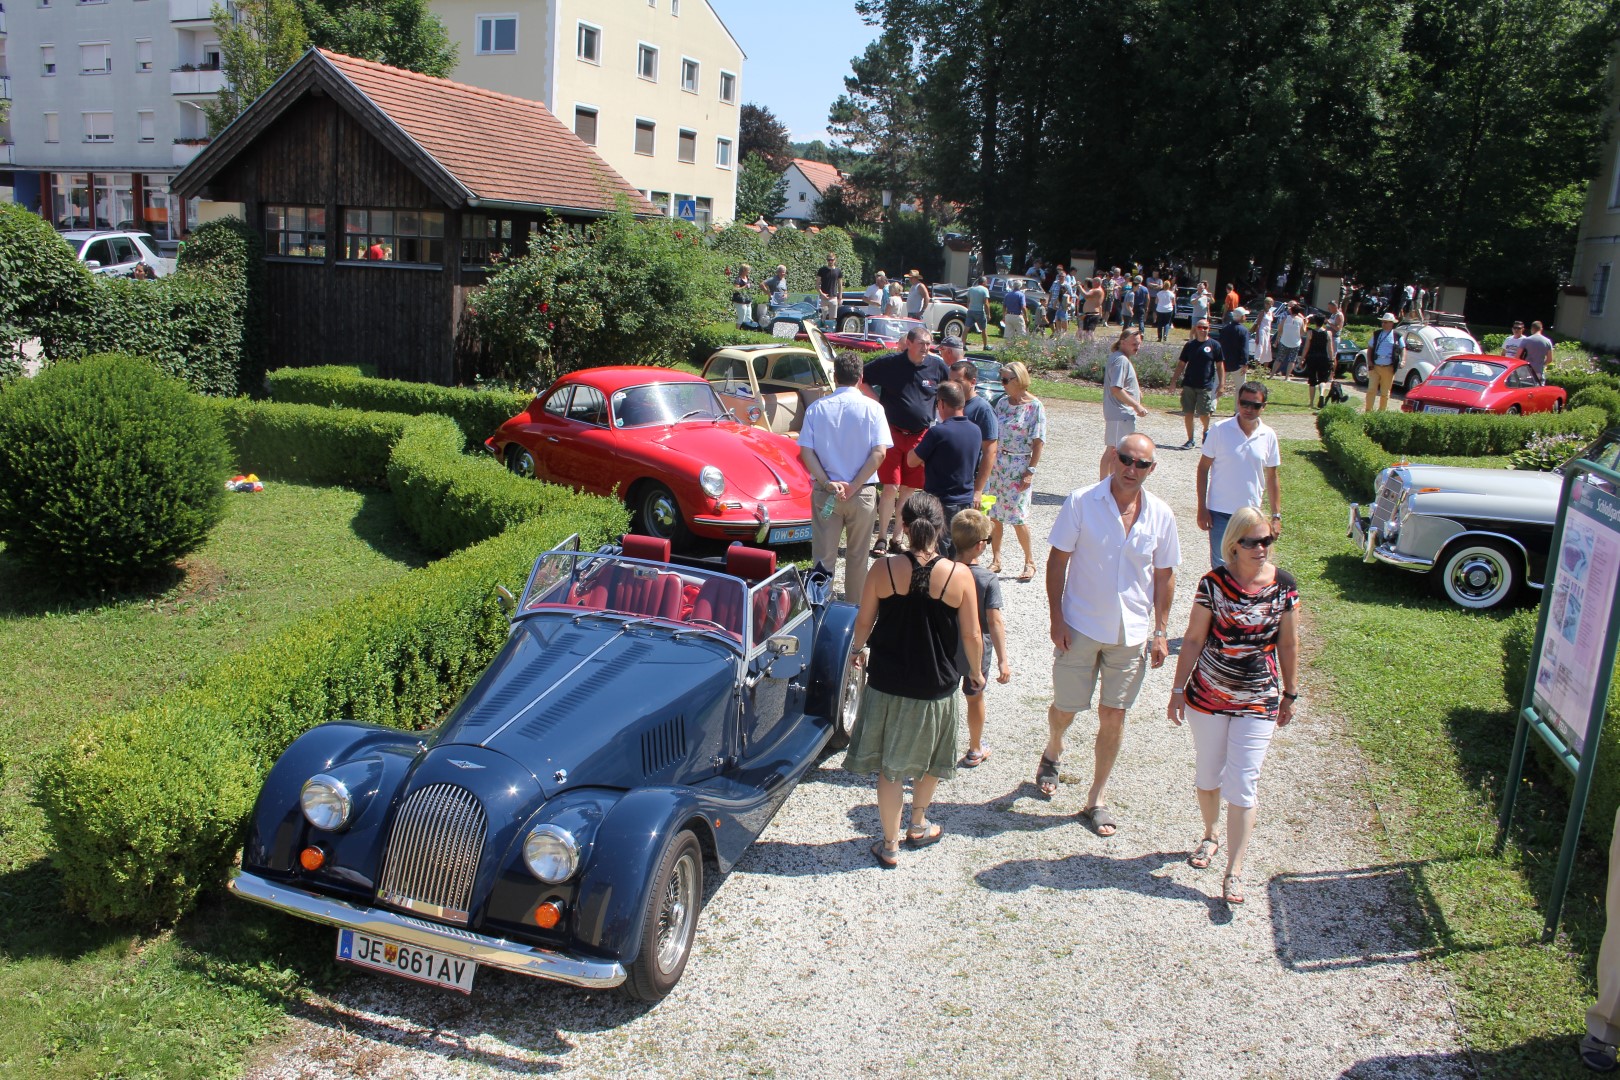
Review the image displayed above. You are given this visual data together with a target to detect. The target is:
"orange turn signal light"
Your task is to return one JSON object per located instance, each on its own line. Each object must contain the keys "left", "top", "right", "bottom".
{"left": 534, "top": 901, "right": 563, "bottom": 929}
{"left": 299, "top": 846, "right": 325, "bottom": 871}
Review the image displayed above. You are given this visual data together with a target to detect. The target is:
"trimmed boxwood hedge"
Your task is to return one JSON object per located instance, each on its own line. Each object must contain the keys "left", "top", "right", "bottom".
{"left": 1548, "top": 369, "right": 1620, "bottom": 398}
{"left": 266, "top": 365, "right": 527, "bottom": 446}
{"left": 36, "top": 512, "right": 623, "bottom": 925}
{"left": 1359, "top": 406, "right": 1604, "bottom": 457}
{"left": 685, "top": 321, "right": 782, "bottom": 368}
{"left": 1570, "top": 387, "right": 1620, "bottom": 430}
{"left": 210, "top": 398, "right": 410, "bottom": 488}
{"left": 1316, "top": 405, "right": 1391, "bottom": 497}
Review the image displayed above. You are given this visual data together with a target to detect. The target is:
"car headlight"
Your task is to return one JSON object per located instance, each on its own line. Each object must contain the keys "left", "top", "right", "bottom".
{"left": 700, "top": 465, "right": 725, "bottom": 498}
{"left": 523, "top": 824, "right": 580, "bottom": 883}
{"left": 300, "top": 774, "right": 352, "bottom": 831}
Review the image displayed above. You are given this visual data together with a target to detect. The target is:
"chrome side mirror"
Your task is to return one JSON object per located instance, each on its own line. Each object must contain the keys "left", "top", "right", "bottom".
{"left": 766, "top": 634, "right": 799, "bottom": 657}
{"left": 747, "top": 405, "right": 763, "bottom": 424}
{"left": 494, "top": 585, "right": 516, "bottom": 614}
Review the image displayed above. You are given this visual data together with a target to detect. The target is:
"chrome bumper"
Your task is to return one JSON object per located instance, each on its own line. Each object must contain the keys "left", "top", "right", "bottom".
{"left": 1347, "top": 504, "right": 1433, "bottom": 572}
{"left": 228, "top": 871, "right": 626, "bottom": 990}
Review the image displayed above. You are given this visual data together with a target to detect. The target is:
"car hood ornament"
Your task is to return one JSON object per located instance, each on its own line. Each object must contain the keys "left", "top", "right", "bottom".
{"left": 447, "top": 759, "right": 485, "bottom": 770}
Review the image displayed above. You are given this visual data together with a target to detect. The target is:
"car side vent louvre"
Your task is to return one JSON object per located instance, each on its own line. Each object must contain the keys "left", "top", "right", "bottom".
{"left": 642, "top": 715, "right": 687, "bottom": 776}
{"left": 377, "top": 783, "right": 486, "bottom": 925}
{"left": 518, "top": 641, "right": 653, "bottom": 741}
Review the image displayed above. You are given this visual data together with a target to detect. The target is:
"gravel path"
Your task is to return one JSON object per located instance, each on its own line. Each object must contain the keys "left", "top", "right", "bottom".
{"left": 245, "top": 399, "right": 1468, "bottom": 1080}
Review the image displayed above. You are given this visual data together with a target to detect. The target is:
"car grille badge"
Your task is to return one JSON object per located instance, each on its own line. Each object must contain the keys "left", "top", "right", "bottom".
{"left": 448, "top": 759, "right": 485, "bottom": 770}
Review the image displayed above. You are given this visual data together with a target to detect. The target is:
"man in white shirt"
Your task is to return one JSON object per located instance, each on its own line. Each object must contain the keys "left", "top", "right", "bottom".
{"left": 1041, "top": 433, "right": 1180, "bottom": 836}
{"left": 1502, "top": 320, "right": 1526, "bottom": 359}
{"left": 1197, "top": 381, "right": 1283, "bottom": 569}
{"left": 799, "top": 352, "right": 892, "bottom": 602}
{"left": 864, "top": 272, "right": 889, "bottom": 318}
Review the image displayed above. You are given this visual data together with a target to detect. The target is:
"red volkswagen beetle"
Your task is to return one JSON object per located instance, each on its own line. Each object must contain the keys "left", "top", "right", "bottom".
{"left": 1401, "top": 355, "right": 1567, "bottom": 415}
{"left": 487, "top": 368, "right": 814, "bottom": 548}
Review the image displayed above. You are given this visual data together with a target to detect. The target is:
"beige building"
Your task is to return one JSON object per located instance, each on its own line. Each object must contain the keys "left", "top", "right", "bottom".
{"left": 1558, "top": 46, "right": 1620, "bottom": 350}
{"left": 428, "top": 0, "right": 741, "bottom": 225}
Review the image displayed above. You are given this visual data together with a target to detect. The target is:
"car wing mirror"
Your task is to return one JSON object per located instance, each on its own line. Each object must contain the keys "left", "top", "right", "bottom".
{"left": 747, "top": 405, "right": 763, "bottom": 424}
{"left": 767, "top": 634, "right": 799, "bottom": 657}
{"left": 494, "top": 585, "right": 516, "bottom": 615}
{"left": 84, "top": 260, "right": 102, "bottom": 270}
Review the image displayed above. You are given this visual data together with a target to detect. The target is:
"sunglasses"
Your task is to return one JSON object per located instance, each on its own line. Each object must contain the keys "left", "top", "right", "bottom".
{"left": 1238, "top": 399, "right": 1266, "bottom": 410}
{"left": 1116, "top": 453, "right": 1156, "bottom": 470}
{"left": 1236, "top": 535, "right": 1277, "bottom": 550}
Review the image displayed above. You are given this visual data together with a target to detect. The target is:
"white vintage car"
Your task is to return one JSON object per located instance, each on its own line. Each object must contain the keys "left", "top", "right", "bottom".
{"left": 835, "top": 289, "right": 969, "bottom": 341}
{"left": 1348, "top": 429, "right": 1620, "bottom": 610}
{"left": 1350, "top": 321, "right": 1480, "bottom": 394}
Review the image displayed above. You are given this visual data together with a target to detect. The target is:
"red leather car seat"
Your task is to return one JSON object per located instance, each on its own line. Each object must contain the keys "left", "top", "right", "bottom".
{"left": 725, "top": 543, "right": 777, "bottom": 582}
{"left": 620, "top": 534, "right": 671, "bottom": 563}
{"left": 690, "top": 578, "right": 743, "bottom": 637}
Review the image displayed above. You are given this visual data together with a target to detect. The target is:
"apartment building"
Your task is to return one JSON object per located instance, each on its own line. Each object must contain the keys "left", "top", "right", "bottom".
{"left": 0, "top": 0, "right": 224, "bottom": 246}
{"left": 428, "top": 0, "right": 741, "bottom": 225}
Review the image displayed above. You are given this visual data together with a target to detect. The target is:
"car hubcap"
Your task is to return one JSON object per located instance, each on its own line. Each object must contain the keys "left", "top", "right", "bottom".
{"left": 1451, "top": 553, "right": 1504, "bottom": 602}
{"left": 509, "top": 450, "right": 535, "bottom": 479}
{"left": 646, "top": 492, "right": 678, "bottom": 535}
{"left": 655, "top": 852, "right": 696, "bottom": 972}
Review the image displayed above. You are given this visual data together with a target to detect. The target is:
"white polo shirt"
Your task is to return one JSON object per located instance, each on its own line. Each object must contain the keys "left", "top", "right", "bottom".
{"left": 798, "top": 386, "right": 892, "bottom": 484}
{"left": 1048, "top": 480, "right": 1180, "bottom": 647}
{"left": 1202, "top": 416, "right": 1280, "bottom": 515}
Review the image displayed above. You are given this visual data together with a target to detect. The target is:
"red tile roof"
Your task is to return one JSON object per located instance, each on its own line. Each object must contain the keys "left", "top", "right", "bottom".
{"left": 790, "top": 157, "right": 844, "bottom": 194}
{"left": 321, "top": 50, "right": 654, "bottom": 215}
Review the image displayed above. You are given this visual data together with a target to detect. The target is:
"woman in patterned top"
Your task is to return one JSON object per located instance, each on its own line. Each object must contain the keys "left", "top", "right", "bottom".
{"left": 1166, "top": 505, "right": 1300, "bottom": 905}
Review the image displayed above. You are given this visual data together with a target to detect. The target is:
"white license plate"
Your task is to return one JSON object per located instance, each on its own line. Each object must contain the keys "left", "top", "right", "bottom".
{"left": 769, "top": 525, "right": 812, "bottom": 544}
{"left": 337, "top": 928, "right": 477, "bottom": 993}
{"left": 1425, "top": 405, "right": 1459, "bottom": 414}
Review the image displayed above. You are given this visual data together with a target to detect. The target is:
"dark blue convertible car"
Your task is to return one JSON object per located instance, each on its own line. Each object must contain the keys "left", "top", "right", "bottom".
{"left": 229, "top": 534, "right": 863, "bottom": 1001}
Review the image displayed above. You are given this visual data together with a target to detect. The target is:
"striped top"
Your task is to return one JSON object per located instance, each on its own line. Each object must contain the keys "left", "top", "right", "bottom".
{"left": 1184, "top": 567, "right": 1298, "bottom": 718}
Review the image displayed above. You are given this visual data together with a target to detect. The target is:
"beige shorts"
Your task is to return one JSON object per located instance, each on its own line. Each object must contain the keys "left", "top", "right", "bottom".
{"left": 1052, "top": 627, "right": 1147, "bottom": 712}
{"left": 1104, "top": 417, "right": 1137, "bottom": 448}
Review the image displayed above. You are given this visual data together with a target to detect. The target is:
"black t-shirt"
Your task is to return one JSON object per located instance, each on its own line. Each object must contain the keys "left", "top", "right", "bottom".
{"left": 817, "top": 265, "right": 844, "bottom": 296}
{"left": 914, "top": 416, "right": 981, "bottom": 504}
{"left": 863, "top": 351, "right": 950, "bottom": 432}
{"left": 1178, "top": 338, "right": 1225, "bottom": 389}
{"left": 1217, "top": 322, "right": 1250, "bottom": 372}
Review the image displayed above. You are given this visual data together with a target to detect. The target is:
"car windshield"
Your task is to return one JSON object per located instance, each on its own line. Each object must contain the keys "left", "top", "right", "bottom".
{"left": 519, "top": 551, "right": 749, "bottom": 642}
{"left": 611, "top": 382, "right": 726, "bottom": 427}
{"left": 1434, "top": 359, "right": 1505, "bottom": 381}
{"left": 1433, "top": 336, "right": 1475, "bottom": 357}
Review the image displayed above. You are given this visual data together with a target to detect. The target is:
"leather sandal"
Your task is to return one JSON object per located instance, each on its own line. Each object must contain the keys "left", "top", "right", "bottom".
{"left": 905, "top": 820, "right": 943, "bottom": 848}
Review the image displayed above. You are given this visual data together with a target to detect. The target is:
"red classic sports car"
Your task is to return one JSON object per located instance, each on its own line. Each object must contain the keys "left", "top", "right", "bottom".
{"left": 1401, "top": 355, "right": 1567, "bottom": 415}
{"left": 486, "top": 368, "right": 814, "bottom": 548}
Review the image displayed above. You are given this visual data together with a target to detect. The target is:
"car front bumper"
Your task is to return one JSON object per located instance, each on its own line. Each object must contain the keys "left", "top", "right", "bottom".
{"left": 1347, "top": 504, "right": 1434, "bottom": 572}
{"left": 228, "top": 870, "right": 626, "bottom": 990}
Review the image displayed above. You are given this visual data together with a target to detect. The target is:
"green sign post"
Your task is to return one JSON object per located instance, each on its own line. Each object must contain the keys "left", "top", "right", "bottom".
{"left": 1496, "top": 458, "right": 1620, "bottom": 943}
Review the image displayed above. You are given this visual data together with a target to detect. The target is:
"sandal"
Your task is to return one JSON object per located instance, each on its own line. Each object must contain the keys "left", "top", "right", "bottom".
{"left": 1188, "top": 838, "right": 1220, "bottom": 869}
{"left": 870, "top": 840, "right": 899, "bottom": 868}
{"left": 1017, "top": 565, "right": 1036, "bottom": 583}
{"left": 1581, "top": 1035, "right": 1618, "bottom": 1073}
{"left": 1035, "top": 754, "right": 1060, "bottom": 797}
{"left": 1081, "top": 805, "right": 1118, "bottom": 836}
{"left": 870, "top": 538, "right": 889, "bottom": 558}
{"left": 905, "top": 820, "right": 943, "bottom": 848}
{"left": 961, "top": 746, "right": 992, "bottom": 768}
{"left": 1223, "top": 873, "right": 1246, "bottom": 904}
{"left": 989, "top": 561, "right": 1002, "bottom": 574}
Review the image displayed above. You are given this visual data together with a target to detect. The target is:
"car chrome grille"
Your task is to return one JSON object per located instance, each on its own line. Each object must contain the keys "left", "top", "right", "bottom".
{"left": 1371, "top": 476, "right": 1404, "bottom": 539}
{"left": 377, "top": 783, "right": 487, "bottom": 925}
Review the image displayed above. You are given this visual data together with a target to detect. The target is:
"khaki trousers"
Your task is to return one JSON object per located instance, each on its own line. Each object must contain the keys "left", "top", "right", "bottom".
{"left": 810, "top": 482, "right": 878, "bottom": 603}
{"left": 1588, "top": 805, "right": 1620, "bottom": 1045}
{"left": 1364, "top": 364, "right": 1395, "bottom": 411}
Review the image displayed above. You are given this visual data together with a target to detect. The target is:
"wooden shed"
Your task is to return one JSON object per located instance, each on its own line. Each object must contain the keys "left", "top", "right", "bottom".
{"left": 174, "top": 48, "right": 654, "bottom": 384}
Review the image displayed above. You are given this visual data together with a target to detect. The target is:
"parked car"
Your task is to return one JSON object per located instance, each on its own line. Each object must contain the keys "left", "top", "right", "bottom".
{"left": 965, "top": 353, "right": 1007, "bottom": 406}
{"left": 701, "top": 324, "right": 837, "bottom": 438}
{"left": 986, "top": 275, "right": 1048, "bottom": 309}
{"left": 1350, "top": 322, "right": 1481, "bottom": 393}
{"left": 1402, "top": 356, "right": 1567, "bottom": 415}
{"left": 1173, "top": 286, "right": 1198, "bottom": 325}
{"left": 486, "top": 367, "right": 814, "bottom": 548}
{"left": 227, "top": 533, "right": 865, "bottom": 1002}
{"left": 60, "top": 230, "right": 175, "bottom": 278}
{"left": 833, "top": 289, "right": 969, "bottom": 341}
{"left": 1348, "top": 429, "right": 1620, "bottom": 611}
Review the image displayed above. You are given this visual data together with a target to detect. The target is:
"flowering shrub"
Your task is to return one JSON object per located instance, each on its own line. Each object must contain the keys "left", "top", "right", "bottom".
{"left": 1509, "top": 431, "right": 1591, "bottom": 472}
{"left": 997, "top": 336, "right": 1178, "bottom": 388}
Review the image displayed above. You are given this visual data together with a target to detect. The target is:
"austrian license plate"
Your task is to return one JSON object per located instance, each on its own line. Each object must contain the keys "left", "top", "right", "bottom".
{"left": 1425, "top": 405, "right": 1459, "bottom": 414}
{"left": 337, "top": 928, "right": 477, "bottom": 993}
{"left": 769, "top": 525, "right": 812, "bottom": 544}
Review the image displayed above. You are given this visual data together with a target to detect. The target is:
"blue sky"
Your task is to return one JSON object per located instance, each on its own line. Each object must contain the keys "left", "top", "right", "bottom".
{"left": 706, "top": 1, "right": 879, "bottom": 143}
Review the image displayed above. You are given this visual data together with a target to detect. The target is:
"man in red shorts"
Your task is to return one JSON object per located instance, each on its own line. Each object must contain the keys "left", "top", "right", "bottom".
{"left": 862, "top": 327, "right": 949, "bottom": 555}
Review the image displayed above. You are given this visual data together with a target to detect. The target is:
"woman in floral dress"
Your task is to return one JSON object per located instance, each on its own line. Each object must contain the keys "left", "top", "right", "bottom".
{"left": 984, "top": 361, "right": 1047, "bottom": 582}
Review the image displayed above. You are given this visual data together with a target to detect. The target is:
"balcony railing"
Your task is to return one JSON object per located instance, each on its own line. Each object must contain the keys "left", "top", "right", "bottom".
{"left": 169, "top": 0, "right": 223, "bottom": 22}
{"left": 0, "top": 77, "right": 10, "bottom": 99}
{"left": 170, "top": 67, "right": 225, "bottom": 95}
{"left": 1, "top": 143, "right": 14, "bottom": 166}
{"left": 173, "top": 138, "right": 209, "bottom": 166}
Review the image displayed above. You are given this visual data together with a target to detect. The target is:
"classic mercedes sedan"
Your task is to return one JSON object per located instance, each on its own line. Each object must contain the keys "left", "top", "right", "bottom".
{"left": 228, "top": 535, "right": 864, "bottom": 1002}
{"left": 487, "top": 368, "right": 815, "bottom": 549}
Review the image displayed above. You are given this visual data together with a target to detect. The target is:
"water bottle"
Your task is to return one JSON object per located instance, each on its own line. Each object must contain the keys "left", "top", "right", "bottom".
{"left": 817, "top": 489, "right": 838, "bottom": 519}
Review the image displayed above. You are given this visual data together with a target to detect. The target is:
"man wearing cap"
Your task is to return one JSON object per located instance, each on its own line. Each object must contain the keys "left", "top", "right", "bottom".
{"left": 864, "top": 271, "right": 889, "bottom": 317}
{"left": 863, "top": 327, "right": 949, "bottom": 556}
{"left": 1219, "top": 307, "right": 1251, "bottom": 388}
{"left": 1364, "top": 312, "right": 1405, "bottom": 412}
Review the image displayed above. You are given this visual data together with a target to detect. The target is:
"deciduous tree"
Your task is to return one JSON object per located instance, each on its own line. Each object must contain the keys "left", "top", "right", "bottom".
{"left": 735, "top": 153, "right": 788, "bottom": 223}
{"left": 296, "top": 0, "right": 457, "bottom": 76}
{"left": 739, "top": 104, "right": 793, "bottom": 171}
{"left": 204, "top": 0, "right": 309, "bottom": 133}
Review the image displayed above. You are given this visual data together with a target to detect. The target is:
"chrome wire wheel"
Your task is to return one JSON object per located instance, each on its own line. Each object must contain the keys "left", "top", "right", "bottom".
{"left": 623, "top": 829, "right": 703, "bottom": 1001}
{"left": 828, "top": 645, "right": 865, "bottom": 750}
{"left": 655, "top": 850, "right": 698, "bottom": 973}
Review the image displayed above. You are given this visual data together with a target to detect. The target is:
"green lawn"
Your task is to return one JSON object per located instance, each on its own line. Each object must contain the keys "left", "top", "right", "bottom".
{"left": 0, "top": 483, "right": 431, "bottom": 1078}
{"left": 1283, "top": 441, "right": 1604, "bottom": 1076}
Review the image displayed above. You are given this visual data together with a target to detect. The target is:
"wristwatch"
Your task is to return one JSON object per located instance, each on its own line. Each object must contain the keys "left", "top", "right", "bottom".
{"left": 1152, "top": 630, "right": 1168, "bottom": 639}
{"left": 1025, "top": 465, "right": 1038, "bottom": 473}
{"left": 1271, "top": 513, "right": 1283, "bottom": 521}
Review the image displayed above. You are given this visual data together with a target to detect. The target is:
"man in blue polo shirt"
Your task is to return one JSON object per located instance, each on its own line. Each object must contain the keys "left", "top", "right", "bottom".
{"left": 908, "top": 379, "right": 982, "bottom": 556}
{"left": 863, "top": 327, "right": 949, "bottom": 555}
{"left": 1003, "top": 282, "right": 1028, "bottom": 340}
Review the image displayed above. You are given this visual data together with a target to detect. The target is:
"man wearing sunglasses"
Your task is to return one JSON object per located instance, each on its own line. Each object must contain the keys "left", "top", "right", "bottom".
{"left": 1197, "top": 380, "right": 1282, "bottom": 568}
{"left": 1041, "top": 432, "right": 1180, "bottom": 836}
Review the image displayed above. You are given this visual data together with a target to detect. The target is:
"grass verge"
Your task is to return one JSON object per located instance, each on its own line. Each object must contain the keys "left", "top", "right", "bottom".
{"left": 1284, "top": 440, "right": 1602, "bottom": 1077}
{"left": 0, "top": 482, "right": 430, "bottom": 1078}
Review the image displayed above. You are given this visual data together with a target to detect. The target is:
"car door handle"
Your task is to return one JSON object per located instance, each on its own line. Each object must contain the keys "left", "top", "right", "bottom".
{"left": 546, "top": 436, "right": 560, "bottom": 443}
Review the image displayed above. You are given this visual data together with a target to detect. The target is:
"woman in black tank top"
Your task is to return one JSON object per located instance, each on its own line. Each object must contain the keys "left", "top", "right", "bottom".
{"left": 844, "top": 493, "right": 985, "bottom": 867}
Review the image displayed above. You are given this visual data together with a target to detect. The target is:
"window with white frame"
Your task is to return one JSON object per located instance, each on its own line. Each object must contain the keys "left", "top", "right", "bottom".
{"left": 138, "top": 110, "right": 155, "bottom": 142}
{"left": 695, "top": 197, "right": 711, "bottom": 225}
{"left": 719, "top": 70, "right": 736, "bottom": 104}
{"left": 41, "top": 45, "right": 57, "bottom": 76}
{"left": 574, "top": 106, "right": 597, "bottom": 146}
{"left": 716, "top": 137, "right": 732, "bottom": 168}
{"left": 577, "top": 22, "right": 599, "bottom": 63}
{"left": 649, "top": 191, "right": 670, "bottom": 216}
{"left": 677, "top": 129, "right": 696, "bottom": 163}
{"left": 1594, "top": 264, "right": 1613, "bottom": 318}
{"left": 680, "top": 57, "right": 698, "bottom": 93}
{"left": 637, "top": 44, "right": 657, "bottom": 81}
{"left": 136, "top": 39, "right": 154, "bottom": 72}
{"left": 83, "top": 111, "right": 113, "bottom": 142}
{"left": 476, "top": 15, "right": 517, "bottom": 55}
{"left": 635, "top": 119, "right": 655, "bottom": 156}
{"left": 80, "top": 42, "right": 111, "bottom": 75}
{"left": 672, "top": 0, "right": 679, "bottom": 13}
{"left": 43, "top": 112, "right": 60, "bottom": 143}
